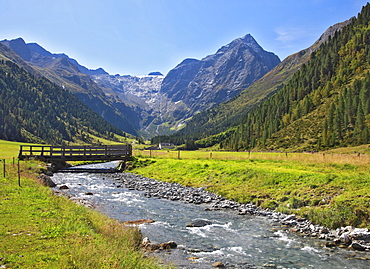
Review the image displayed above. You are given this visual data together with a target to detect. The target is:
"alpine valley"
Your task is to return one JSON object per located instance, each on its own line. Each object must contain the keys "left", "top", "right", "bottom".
{"left": 0, "top": 33, "right": 280, "bottom": 142}
{"left": 1, "top": 3, "right": 370, "bottom": 151}
{"left": 2, "top": 4, "right": 370, "bottom": 268}
{"left": 153, "top": 5, "right": 370, "bottom": 152}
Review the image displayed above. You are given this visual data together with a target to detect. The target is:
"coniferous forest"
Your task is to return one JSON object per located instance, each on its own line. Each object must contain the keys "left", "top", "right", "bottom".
{"left": 221, "top": 5, "right": 370, "bottom": 151}
{"left": 153, "top": 4, "right": 370, "bottom": 152}
{"left": 0, "top": 60, "right": 124, "bottom": 144}
{"left": 2, "top": 4, "right": 370, "bottom": 152}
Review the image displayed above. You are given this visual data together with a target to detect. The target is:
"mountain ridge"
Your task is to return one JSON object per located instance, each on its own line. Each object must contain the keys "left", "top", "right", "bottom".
{"left": 0, "top": 37, "right": 140, "bottom": 135}
{"left": 92, "top": 34, "right": 280, "bottom": 137}
{"left": 157, "top": 19, "right": 353, "bottom": 144}
{"left": 161, "top": 34, "right": 281, "bottom": 114}
{"left": 1, "top": 34, "right": 280, "bottom": 138}
{"left": 0, "top": 59, "right": 124, "bottom": 144}
{"left": 218, "top": 6, "right": 370, "bottom": 151}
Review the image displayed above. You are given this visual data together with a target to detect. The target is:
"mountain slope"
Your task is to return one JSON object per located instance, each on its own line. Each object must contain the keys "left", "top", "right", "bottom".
{"left": 92, "top": 34, "right": 280, "bottom": 138}
{"left": 92, "top": 73, "right": 164, "bottom": 133}
{"left": 161, "top": 34, "right": 280, "bottom": 115}
{"left": 0, "top": 59, "right": 124, "bottom": 144}
{"left": 221, "top": 4, "right": 370, "bottom": 151}
{"left": 0, "top": 38, "right": 139, "bottom": 135}
{"left": 162, "top": 19, "right": 352, "bottom": 144}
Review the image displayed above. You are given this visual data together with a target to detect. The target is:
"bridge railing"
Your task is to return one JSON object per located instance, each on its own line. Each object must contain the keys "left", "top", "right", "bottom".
{"left": 18, "top": 145, "right": 132, "bottom": 161}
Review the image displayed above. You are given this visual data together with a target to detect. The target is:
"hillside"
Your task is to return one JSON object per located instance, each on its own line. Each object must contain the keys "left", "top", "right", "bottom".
{"left": 91, "top": 34, "right": 280, "bottom": 138}
{"left": 92, "top": 72, "right": 165, "bottom": 137}
{"left": 1, "top": 34, "right": 280, "bottom": 138}
{"left": 220, "top": 4, "right": 370, "bottom": 151}
{"left": 0, "top": 59, "right": 125, "bottom": 144}
{"left": 159, "top": 35, "right": 280, "bottom": 130}
{"left": 157, "top": 19, "right": 352, "bottom": 145}
{"left": 0, "top": 38, "right": 140, "bottom": 135}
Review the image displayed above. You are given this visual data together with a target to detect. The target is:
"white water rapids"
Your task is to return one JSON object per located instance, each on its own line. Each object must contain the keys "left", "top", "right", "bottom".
{"left": 52, "top": 162, "right": 370, "bottom": 268}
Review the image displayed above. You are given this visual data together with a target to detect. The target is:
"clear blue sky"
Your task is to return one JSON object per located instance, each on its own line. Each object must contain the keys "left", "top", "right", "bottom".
{"left": 1, "top": 0, "right": 368, "bottom": 76}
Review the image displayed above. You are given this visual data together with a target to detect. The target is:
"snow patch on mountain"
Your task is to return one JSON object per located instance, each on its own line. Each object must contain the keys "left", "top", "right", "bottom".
{"left": 92, "top": 73, "right": 164, "bottom": 109}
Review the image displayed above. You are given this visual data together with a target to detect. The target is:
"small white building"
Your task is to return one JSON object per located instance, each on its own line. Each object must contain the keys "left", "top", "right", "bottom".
{"left": 158, "top": 143, "right": 174, "bottom": 150}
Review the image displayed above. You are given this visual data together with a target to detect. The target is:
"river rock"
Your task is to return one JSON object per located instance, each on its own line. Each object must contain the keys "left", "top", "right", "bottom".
{"left": 350, "top": 242, "right": 367, "bottom": 251}
{"left": 347, "top": 228, "right": 370, "bottom": 240}
{"left": 110, "top": 172, "right": 370, "bottom": 252}
{"left": 37, "top": 174, "right": 56, "bottom": 187}
{"left": 325, "top": 241, "right": 337, "bottom": 248}
{"left": 141, "top": 236, "right": 157, "bottom": 251}
{"left": 123, "top": 219, "right": 155, "bottom": 225}
{"left": 142, "top": 237, "right": 151, "bottom": 247}
{"left": 59, "top": 185, "right": 69, "bottom": 190}
{"left": 145, "top": 243, "right": 160, "bottom": 251}
{"left": 339, "top": 233, "right": 351, "bottom": 245}
{"left": 159, "top": 241, "right": 177, "bottom": 249}
{"left": 186, "top": 219, "right": 212, "bottom": 227}
{"left": 212, "top": 261, "right": 225, "bottom": 268}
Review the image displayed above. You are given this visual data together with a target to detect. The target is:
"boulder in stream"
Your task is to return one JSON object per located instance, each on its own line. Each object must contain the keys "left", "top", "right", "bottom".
{"left": 37, "top": 174, "right": 56, "bottom": 187}
{"left": 159, "top": 241, "right": 177, "bottom": 250}
{"left": 186, "top": 219, "right": 212, "bottom": 227}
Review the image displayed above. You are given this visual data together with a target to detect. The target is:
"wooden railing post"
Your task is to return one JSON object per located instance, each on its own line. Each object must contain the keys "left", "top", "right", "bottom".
{"left": 3, "top": 159, "right": 5, "bottom": 178}
{"left": 18, "top": 159, "right": 21, "bottom": 187}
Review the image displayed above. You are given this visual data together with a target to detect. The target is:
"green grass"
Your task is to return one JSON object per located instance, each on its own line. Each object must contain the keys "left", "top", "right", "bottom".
{"left": 132, "top": 150, "right": 370, "bottom": 229}
{"left": 0, "top": 139, "right": 37, "bottom": 160}
{"left": 324, "top": 144, "right": 370, "bottom": 155}
{"left": 0, "top": 140, "right": 169, "bottom": 269}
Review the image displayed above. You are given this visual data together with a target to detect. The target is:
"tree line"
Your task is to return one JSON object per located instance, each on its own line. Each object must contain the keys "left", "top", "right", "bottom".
{"left": 221, "top": 4, "right": 370, "bottom": 151}
{"left": 0, "top": 60, "right": 125, "bottom": 144}
{"left": 152, "top": 3, "right": 370, "bottom": 151}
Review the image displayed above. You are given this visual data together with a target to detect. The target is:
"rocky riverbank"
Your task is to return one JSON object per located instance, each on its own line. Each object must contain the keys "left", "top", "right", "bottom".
{"left": 113, "top": 172, "right": 370, "bottom": 253}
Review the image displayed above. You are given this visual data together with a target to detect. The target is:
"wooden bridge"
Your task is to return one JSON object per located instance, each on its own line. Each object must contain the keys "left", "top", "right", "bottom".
{"left": 18, "top": 144, "right": 132, "bottom": 162}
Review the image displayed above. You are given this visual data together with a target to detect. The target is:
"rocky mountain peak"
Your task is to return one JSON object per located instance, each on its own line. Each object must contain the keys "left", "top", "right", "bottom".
{"left": 158, "top": 34, "right": 281, "bottom": 132}
{"left": 1, "top": 37, "right": 31, "bottom": 61}
{"left": 239, "top": 34, "right": 265, "bottom": 52}
{"left": 215, "top": 34, "right": 264, "bottom": 56}
{"left": 148, "top": 71, "right": 164, "bottom": 76}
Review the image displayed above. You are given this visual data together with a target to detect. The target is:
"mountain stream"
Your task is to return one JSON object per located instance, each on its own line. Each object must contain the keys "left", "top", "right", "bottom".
{"left": 51, "top": 162, "right": 369, "bottom": 268}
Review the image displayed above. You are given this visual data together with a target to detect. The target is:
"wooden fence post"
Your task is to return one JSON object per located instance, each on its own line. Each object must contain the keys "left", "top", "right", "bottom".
{"left": 18, "top": 159, "right": 21, "bottom": 187}
{"left": 2, "top": 159, "right": 5, "bottom": 178}
{"left": 178, "top": 150, "right": 180, "bottom": 159}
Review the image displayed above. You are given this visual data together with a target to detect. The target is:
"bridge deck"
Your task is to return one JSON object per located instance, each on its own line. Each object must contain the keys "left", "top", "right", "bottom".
{"left": 18, "top": 145, "right": 132, "bottom": 162}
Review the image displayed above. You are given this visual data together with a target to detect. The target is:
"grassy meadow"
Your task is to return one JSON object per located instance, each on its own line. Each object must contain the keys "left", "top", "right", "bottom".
{"left": 1, "top": 138, "right": 369, "bottom": 267}
{"left": 133, "top": 149, "right": 370, "bottom": 229}
{"left": 0, "top": 140, "right": 168, "bottom": 269}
